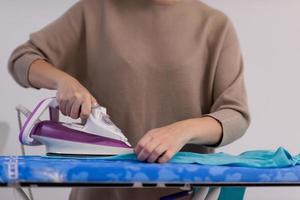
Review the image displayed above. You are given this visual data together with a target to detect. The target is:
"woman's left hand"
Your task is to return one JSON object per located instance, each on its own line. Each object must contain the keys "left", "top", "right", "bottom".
{"left": 134, "top": 121, "right": 192, "bottom": 163}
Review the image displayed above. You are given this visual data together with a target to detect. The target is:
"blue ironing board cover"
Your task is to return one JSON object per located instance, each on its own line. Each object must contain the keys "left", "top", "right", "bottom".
{"left": 1, "top": 156, "right": 300, "bottom": 185}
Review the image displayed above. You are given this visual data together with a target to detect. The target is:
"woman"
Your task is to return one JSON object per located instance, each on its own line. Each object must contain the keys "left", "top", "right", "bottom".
{"left": 8, "top": 0, "right": 250, "bottom": 199}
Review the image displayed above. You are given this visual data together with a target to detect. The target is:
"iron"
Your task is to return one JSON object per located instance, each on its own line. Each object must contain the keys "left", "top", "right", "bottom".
{"left": 18, "top": 98, "right": 133, "bottom": 156}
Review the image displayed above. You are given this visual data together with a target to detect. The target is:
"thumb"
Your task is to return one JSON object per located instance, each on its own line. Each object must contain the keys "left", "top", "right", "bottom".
{"left": 91, "top": 96, "right": 98, "bottom": 107}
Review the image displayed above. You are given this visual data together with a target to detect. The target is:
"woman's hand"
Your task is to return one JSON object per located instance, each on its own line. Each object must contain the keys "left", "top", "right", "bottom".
{"left": 56, "top": 76, "right": 97, "bottom": 120}
{"left": 28, "top": 59, "right": 98, "bottom": 120}
{"left": 135, "top": 121, "right": 192, "bottom": 163}
{"left": 135, "top": 117, "right": 223, "bottom": 163}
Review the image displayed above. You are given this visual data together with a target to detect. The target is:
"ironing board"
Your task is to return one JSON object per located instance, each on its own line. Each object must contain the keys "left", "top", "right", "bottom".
{"left": 1, "top": 156, "right": 300, "bottom": 187}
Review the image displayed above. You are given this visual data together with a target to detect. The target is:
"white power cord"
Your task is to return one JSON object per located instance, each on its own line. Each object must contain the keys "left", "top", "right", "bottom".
{"left": 16, "top": 105, "right": 34, "bottom": 200}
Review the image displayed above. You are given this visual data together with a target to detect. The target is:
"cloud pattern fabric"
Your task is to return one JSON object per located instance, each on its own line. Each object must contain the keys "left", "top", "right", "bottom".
{"left": 1, "top": 147, "right": 300, "bottom": 185}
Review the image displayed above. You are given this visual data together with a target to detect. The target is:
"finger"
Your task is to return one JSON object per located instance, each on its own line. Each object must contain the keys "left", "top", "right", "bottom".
{"left": 70, "top": 99, "right": 82, "bottom": 119}
{"left": 80, "top": 97, "right": 91, "bottom": 120}
{"left": 135, "top": 135, "right": 151, "bottom": 155}
{"left": 147, "top": 144, "right": 167, "bottom": 163}
{"left": 91, "top": 96, "right": 98, "bottom": 106}
{"left": 135, "top": 130, "right": 156, "bottom": 154}
{"left": 158, "top": 149, "right": 175, "bottom": 164}
{"left": 66, "top": 100, "right": 74, "bottom": 117}
{"left": 59, "top": 99, "right": 68, "bottom": 116}
{"left": 137, "top": 138, "right": 160, "bottom": 162}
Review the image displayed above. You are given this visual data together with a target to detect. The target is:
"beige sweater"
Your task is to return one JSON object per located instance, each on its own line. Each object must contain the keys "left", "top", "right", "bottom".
{"left": 8, "top": 0, "right": 250, "bottom": 199}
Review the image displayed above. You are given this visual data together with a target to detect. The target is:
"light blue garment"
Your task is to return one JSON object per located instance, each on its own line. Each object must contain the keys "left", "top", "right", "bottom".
{"left": 102, "top": 147, "right": 298, "bottom": 168}
{"left": 293, "top": 154, "right": 300, "bottom": 164}
{"left": 103, "top": 147, "right": 298, "bottom": 200}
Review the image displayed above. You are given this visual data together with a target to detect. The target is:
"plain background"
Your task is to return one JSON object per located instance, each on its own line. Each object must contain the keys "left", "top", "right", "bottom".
{"left": 1, "top": 0, "right": 300, "bottom": 199}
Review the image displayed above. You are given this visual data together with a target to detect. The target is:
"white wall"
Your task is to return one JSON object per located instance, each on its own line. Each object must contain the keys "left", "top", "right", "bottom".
{"left": 1, "top": 0, "right": 300, "bottom": 199}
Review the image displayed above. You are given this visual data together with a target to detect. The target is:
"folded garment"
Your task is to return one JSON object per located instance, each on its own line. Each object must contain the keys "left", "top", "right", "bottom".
{"left": 101, "top": 147, "right": 299, "bottom": 168}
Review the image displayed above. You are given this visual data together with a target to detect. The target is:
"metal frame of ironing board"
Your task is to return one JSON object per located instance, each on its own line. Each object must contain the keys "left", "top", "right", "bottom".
{"left": 2, "top": 183, "right": 300, "bottom": 188}
{"left": 1, "top": 182, "right": 300, "bottom": 200}
{"left": 2, "top": 182, "right": 300, "bottom": 187}
{"left": 1, "top": 181, "right": 300, "bottom": 200}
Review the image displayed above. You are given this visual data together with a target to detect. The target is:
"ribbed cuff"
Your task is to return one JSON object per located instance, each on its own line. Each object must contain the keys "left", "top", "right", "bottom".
{"left": 14, "top": 54, "right": 45, "bottom": 88}
{"left": 204, "top": 109, "right": 246, "bottom": 147}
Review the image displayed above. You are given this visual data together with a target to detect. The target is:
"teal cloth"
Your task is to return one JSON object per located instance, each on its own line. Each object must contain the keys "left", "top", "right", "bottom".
{"left": 218, "top": 187, "right": 246, "bottom": 200}
{"left": 103, "top": 147, "right": 299, "bottom": 168}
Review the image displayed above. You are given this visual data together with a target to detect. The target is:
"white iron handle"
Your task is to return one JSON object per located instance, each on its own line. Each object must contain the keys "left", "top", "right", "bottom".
{"left": 20, "top": 98, "right": 58, "bottom": 145}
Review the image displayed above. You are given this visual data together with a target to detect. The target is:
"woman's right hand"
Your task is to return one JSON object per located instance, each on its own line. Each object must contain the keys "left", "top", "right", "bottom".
{"left": 56, "top": 76, "right": 97, "bottom": 120}
{"left": 28, "top": 59, "right": 97, "bottom": 120}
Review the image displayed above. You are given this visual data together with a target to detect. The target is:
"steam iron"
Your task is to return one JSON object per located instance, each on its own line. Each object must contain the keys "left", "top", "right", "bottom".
{"left": 18, "top": 98, "right": 133, "bottom": 156}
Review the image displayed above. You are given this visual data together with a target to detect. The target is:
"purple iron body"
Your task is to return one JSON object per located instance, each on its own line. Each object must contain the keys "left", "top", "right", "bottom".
{"left": 18, "top": 98, "right": 133, "bottom": 156}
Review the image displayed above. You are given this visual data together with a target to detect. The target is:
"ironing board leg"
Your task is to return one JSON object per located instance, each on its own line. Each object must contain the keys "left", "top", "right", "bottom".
{"left": 14, "top": 188, "right": 31, "bottom": 200}
{"left": 160, "top": 190, "right": 193, "bottom": 200}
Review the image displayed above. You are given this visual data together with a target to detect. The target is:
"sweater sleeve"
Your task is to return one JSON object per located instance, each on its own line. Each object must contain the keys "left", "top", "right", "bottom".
{"left": 8, "top": 1, "right": 85, "bottom": 88}
{"left": 205, "top": 20, "right": 251, "bottom": 147}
